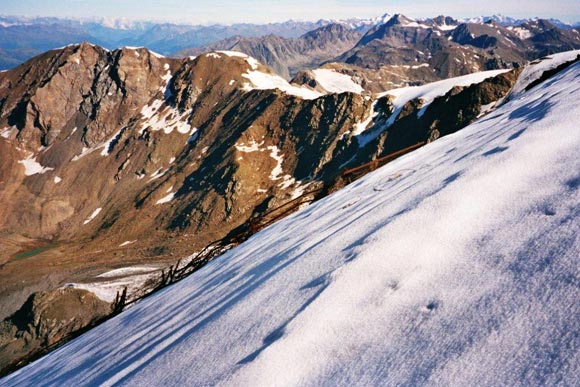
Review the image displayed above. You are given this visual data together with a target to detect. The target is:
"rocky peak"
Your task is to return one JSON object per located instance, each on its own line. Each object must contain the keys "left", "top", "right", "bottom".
{"left": 356, "top": 14, "right": 433, "bottom": 48}
{"left": 0, "top": 43, "right": 181, "bottom": 151}
{"left": 431, "top": 15, "right": 458, "bottom": 27}
{"left": 301, "top": 23, "right": 360, "bottom": 43}
{"left": 177, "top": 25, "right": 361, "bottom": 80}
{"left": 170, "top": 52, "right": 256, "bottom": 111}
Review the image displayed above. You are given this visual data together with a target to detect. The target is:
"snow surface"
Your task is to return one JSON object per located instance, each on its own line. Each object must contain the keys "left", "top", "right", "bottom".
{"left": 148, "top": 168, "right": 166, "bottom": 180}
{"left": 507, "top": 26, "right": 534, "bottom": 40}
{"left": 436, "top": 23, "right": 457, "bottom": 31}
{"left": 242, "top": 71, "right": 323, "bottom": 100}
{"left": 100, "top": 128, "right": 124, "bottom": 156}
{"left": 4, "top": 61, "right": 580, "bottom": 386}
{"left": 155, "top": 192, "right": 175, "bottom": 205}
{"left": 235, "top": 139, "right": 264, "bottom": 153}
{"left": 217, "top": 50, "right": 260, "bottom": 70}
{"left": 96, "top": 266, "right": 157, "bottom": 279}
{"left": 380, "top": 69, "right": 510, "bottom": 121}
{"left": 83, "top": 208, "right": 102, "bottom": 225}
{"left": 399, "top": 19, "right": 431, "bottom": 29}
{"left": 311, "top": 69, "right": 363, "bottom": 94}
{"left": 0, "top": 126, "right": 16, "bottom": 139}
{"left": 351, "top": 100, "right": 379, "bottom": 136}
{"left": 266, "top": 145, "right": 284, "bottom": 180}
{"left": 509, "top": 50, "right": 580, "bottom": 99}
{"left": 118, "top": 241, "right": 137, "bottom": 248}
{"left": 71, "top": 146, "right": 97, "bottom": 161}
{"left": 139, "top": 101, "right": 192, "bottom": 135}
{"left": 18, "top": 155, "right": 54, "bottom": 176}
{"left": 65, "top": 271, "right": 160, "bottom": 303}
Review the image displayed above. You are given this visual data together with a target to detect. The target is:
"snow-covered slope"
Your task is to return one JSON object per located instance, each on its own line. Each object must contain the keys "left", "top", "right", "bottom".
{"left": 3, "top": 62, "right": 580, "bottom": 386}
{"left": 311, "top": 69, "right": 364, "bottom": 94}
{"left": 381, "top": 69, "right": 510, "bottom": 115}
{"left": 509, "top": 50, "right": 580, "bottom": 99}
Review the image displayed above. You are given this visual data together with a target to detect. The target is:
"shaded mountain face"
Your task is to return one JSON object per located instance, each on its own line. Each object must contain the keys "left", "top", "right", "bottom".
{"left": 176, "top": 24, "right": 362, "bottom": 79}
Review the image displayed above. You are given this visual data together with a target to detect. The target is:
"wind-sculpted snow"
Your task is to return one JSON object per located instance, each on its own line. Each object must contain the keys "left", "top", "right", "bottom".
{"left": 3, "top": 63, "right": 580, "bottom": 386}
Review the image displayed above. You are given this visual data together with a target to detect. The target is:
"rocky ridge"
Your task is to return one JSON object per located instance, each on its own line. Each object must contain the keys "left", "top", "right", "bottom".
{"left": 176, "top": 23, "right": 362, "bottom": 79}
{"left": 183, "top": 14, "right": 580, "bottom": 91}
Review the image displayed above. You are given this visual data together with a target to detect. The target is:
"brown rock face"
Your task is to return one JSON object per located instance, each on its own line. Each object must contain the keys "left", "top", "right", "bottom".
{"left": 0, "top": 288, "right": 111, "bottom": 374}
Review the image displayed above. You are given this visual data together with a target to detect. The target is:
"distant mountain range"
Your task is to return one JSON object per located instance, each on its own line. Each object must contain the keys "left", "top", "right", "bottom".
{"left": 0, "top": 13, "right": 578, "bottom": 70}
{"left": 177, "top": 14, "right": 580, "bottom": 85}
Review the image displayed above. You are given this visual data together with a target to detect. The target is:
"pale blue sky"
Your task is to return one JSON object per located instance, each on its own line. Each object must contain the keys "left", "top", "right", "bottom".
{"left": 2, "top": 0, "right": 579, "bottom": 24}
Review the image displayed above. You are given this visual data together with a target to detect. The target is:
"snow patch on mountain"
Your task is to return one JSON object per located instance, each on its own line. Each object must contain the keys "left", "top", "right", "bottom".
{"left": 311, "top": 69, "right": 363, "bottom": 94}
{"left": 83, "top": 208, "right": 102, "bottom": 225}
{"left": 217, "top": 50, "right": 260, "bottom": 70}
{"left": 267, "top": 145, "right": 284, "bottom": 180}
{"left": 507, "top": 26, "right": 534, "bottom": 39}
{"left": 381, "top": 69, "right": 510, "bottom": 123}
{"left": 18, "top": 155, "right": 54, "bottom": 176}
{"left": 235, "top": 140, "right": 264, "bottom": 153}
{"left": 65, "top": 269, "right": 161, "bottom": 303}
{"left": 242, "top": 70, "right": 322, "bottom": 100}
{"left": 139, "top": 99, "right": 192, "bottom": 135}
{"left": 155, "top": 192, "right": 175, "bottom": 205}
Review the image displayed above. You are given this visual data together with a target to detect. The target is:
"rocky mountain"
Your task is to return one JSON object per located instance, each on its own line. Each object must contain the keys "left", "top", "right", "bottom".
{"left": 514, "top": 19, "right": 580, "bottom": 56}
{"left": 183, "top": 14, "right": 580, "bottom": 88}
{"left": 335, "top": 14, "right": 580, "bottom": 80}
{"left": 463, "top": 14, "right": 578, "bottom": 29}
{"left": 1, "top": 13, "right": 579, "bottom": 72}
{"left": 176, "top": 24, "right": 362, "bottom": 79}
{"left": 2, "top": 40, "right": 578, "bottom": 373}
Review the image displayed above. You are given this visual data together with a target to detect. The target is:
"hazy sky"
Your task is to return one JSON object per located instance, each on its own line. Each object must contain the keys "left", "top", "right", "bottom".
{"left": 2, "top": 0, "right": 579, "bottom": 24}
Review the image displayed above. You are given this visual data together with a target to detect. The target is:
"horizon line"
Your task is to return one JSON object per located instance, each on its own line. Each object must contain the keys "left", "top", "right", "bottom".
{"left": 0, "top": 12, "right": 578, "bottom": 28}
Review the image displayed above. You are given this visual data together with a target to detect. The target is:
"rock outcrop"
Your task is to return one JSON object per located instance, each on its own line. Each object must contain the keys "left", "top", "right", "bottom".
{"left": 0, "top": 288, "right": 111, "bottom": 375}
